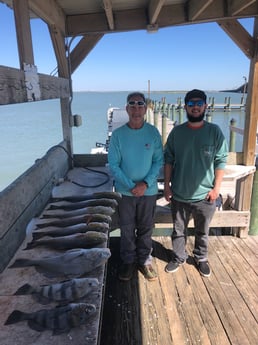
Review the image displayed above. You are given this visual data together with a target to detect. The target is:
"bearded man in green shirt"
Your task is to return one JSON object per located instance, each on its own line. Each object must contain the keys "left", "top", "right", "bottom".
{"left": 164, "top": 89, "right": 228, "bottom": 277}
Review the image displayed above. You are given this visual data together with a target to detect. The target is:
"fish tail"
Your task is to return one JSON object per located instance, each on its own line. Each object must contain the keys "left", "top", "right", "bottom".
{"left": 5, "top": 310, "right": 26, "bottom": 325}
{"left": 9, "top": 259, "right": 33, "bottom": 268}
{"left": 14, "top": 283, "right": 34, "bottom": 296}
{"left": 32, "top": 232, "right": 44, "bottom": 240}
{"left": 23, "top": 242, "right": 37, "bottom": 250}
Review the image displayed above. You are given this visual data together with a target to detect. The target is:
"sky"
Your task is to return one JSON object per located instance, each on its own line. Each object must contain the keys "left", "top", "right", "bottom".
{"left": 0, "top": 3, "right": 253, "bottom": 92}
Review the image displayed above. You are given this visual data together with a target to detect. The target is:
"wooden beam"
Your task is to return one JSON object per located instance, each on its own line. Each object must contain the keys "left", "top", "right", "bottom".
{"left": 243, "top": 17, "right": 258, "bottom": 165}
{"left": 103, "top": 0, "right": 114, "bottom": 30}
{"left": 188, "top": 0, "right": 214, "bottom": 21}
{"left": 28, "top": 0, "right": 66, "bottom": 34}
{"left": 230, "top": 0, "right": 256, "bottom": 16}
{"left": 66, "top": 2, "right": 258, "bottom": 36}
{"left": 69, "top": 34, "right": 104, "bottom": 74}
{"left": 0, "top": 66, "right": 70, "bottom": 105}
{"left": 149, "top": 0, "right": 166, "bottom": 24}
{"left": 13, "top": 0, "right": 34, "bottom": 68}
{"left": 48, "top": 24, "right": 69, "bottom": 78}
{"left": 217, "top": 19, "right": 255, "bottom": 59}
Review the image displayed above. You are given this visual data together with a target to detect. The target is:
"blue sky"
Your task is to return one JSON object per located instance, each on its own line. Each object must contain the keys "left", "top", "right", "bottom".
{"left": 0, "top": 3, "right": 253, "bottom": 92}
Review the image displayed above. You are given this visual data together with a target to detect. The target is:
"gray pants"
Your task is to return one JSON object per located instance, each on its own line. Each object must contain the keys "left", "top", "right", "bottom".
{"left": 171, "top": 198, "right": 216, "bottom": 263}
{"left": 118, "top": 195, "right": 157, "bottom": 265}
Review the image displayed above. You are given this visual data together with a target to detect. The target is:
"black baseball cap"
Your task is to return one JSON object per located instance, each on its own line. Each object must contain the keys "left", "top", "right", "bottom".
{"left": 184, "top": 89, "right": 207, "bottom": 104}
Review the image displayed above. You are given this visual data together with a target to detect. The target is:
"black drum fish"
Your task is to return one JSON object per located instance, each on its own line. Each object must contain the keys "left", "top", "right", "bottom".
{"left": 9, "top": 247, "right": 111, "bottom": 278}
{"left": 14, "top": 277, "right": 100, "bottom": 304}
{"left": 5, "top": 303, "right": 96, "bottom": 335}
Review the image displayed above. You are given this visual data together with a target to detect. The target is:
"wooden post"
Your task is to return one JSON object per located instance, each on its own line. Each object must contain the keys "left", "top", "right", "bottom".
{"left": 249, "top": 157, "right": 258, "bottom": 235}
{"left": 154, "top": 109, "right": 159, "bottom": 129}
{"left": 229, "top": 118, "right": 236, "bottom": 152}
{"left": 179, "top": 107, "right": 184, "bottom": 124}
{"left": 206, "top": 113, "right": 212, "bottom": 122}
{"left": 171, "top": 104, "right": 176, "bottom": 121}
{"left": 162, "top": 114, "right": 167, "bottom": 146}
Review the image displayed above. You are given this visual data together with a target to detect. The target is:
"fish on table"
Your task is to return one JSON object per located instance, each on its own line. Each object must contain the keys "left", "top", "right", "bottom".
{"left": 13, "top": 277, "right": 100, "bottom": 304}
{"left": 24, "top": 231, "right": 108, "bottom": 250}
{"left": 35, "top": 213, "right": 112, "bottom": 228}
{"left": 47, "top": 197, "right": 118, "bottom": 210}
{"left": 9, "top": 247, "right": 111, "bottom": 278}
{"left": 41, "top": 205, "right": 115, "bottom": 219}
{"left": 4, "top": 302, "right": 96, "bottom": 335}
{"left": 53, "top": 191, "right": 122, "bottom": 202}
{"left": 32, "top": 222, "right": 110, "bottom": 240}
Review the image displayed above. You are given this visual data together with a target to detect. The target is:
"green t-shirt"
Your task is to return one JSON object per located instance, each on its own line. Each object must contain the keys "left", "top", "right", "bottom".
{"left": 164, "top": 121, "right": 228, "bottom": 202}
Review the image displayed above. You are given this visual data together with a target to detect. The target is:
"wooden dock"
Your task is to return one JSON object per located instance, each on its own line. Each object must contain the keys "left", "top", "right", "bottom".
{"left": 100, "top": 234, "right": 258, "bottom": 345}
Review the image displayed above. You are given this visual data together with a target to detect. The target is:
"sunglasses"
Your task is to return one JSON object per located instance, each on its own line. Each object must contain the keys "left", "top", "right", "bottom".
{"left": 127, "top": 100, "right": 146, "bottom": 107}
{"left": 186, "top": 100, "right": 205, "bottom": 107}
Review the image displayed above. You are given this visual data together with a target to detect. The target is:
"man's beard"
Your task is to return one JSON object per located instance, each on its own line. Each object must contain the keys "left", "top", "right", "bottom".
{"left": 186, "top": 112, "right": 205, "bottom": 123}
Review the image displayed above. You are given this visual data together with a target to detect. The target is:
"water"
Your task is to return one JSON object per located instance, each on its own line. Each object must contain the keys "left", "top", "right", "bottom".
{"left": 0, "top": 91, "right": 246, "bottom": 191}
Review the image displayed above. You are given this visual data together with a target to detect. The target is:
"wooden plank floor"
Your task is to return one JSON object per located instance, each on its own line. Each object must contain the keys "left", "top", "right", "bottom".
{"left": 100, "top": 235, "right": 258, "bottom": 345}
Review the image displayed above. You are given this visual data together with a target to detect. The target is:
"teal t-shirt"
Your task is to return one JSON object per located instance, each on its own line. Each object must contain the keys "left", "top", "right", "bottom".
{"left": 164, "top": 121, "right": 228, "bottom": 202}
{"left": 108, "top": 122, "right": 163, "bottom": 196}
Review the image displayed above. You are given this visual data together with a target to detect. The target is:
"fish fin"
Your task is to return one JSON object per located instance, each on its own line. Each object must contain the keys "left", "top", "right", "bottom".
{"left": 14, "top": 283, "right": 33, "bottom": 296}
{"left": 27, "top": 319, "right": 46, "bottom": 332}
{"left": 5, "top": 310, "right": 25, "bottom": 325}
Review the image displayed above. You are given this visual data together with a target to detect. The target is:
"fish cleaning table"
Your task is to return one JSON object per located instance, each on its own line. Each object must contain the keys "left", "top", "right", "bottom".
{"left": 0, "top": 167, "right": 115, "bottom": 345}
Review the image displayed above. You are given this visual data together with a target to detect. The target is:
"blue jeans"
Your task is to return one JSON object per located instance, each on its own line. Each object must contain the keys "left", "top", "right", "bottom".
{"left": 118, "top": 195, "right": 157, "bottom": 265}
{"left": 170, "top": 198, "right": 216, "bottom": 263}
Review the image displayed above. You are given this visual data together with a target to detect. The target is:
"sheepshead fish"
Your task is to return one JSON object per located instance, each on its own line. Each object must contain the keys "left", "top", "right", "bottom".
{"left": 14, "top": 277, "right": 99, "bottom": 304}
{"left": 53, "top": 191, "right": 122, "bottom": 202}
{"left": 35, "top": 213, "right": 112, "bottom": 228}
{"left": 48, "top": 197, "right": 118, "bottom": 210}
{"left": 32, "top": 222, "right": 109, "bottom": 240}
{"left": 41, "top": 205, "right": 115, "bottom": 219}
{"left": 5, "top": 303, "right": 96, "bottom": 335}
{"left": 9, "top": 247, "right": 111, "bottom": 278}
{"left": 24, "top": 231, "right": 108, "bottom": 250}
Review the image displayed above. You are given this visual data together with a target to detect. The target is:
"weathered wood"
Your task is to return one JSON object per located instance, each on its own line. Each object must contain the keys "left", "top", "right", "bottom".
{"left": 0, "top": 142, "right": 70, "bottom": 272}
{"left": 101, "top": 235, "right": 258, "bottom": 345}
{"left": 0, "top": 66, "right": 70, "bottom": 104}
{"left": 155, "top": 207, "right": 250, "bottom": 228}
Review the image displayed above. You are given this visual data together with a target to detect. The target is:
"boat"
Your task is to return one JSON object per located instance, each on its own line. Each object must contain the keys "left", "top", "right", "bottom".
{"left": 0, "top": 1, "right": 258, "bottom": 345}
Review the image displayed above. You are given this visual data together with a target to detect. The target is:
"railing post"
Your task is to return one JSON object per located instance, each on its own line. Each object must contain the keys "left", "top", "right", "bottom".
{"left": 162, "top": 114, "right": 167, "bottom": 146}
{"left": 249, "top": 157, "right": 258, "bottom": 235}
{"left": 229, "top": 118, "right": 236, "bottom": 152}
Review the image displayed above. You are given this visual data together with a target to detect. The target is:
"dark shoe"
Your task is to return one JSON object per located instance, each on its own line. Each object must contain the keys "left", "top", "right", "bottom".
{"left": 138, "top": 264, "right": 158, "bottom": 281}
{"left": 198, "top": 261, "right": 211, "bottom": 277}
{"left": 118, "top": 263, "right": 136, "bottom": 281}
{"left": 165, "top": 260, "right": 185, "bottom": 273}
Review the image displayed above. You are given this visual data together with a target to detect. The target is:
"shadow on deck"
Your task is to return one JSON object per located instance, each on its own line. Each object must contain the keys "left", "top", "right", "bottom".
{"left": 100, "top": 235, "right": 258, "bottom": 345}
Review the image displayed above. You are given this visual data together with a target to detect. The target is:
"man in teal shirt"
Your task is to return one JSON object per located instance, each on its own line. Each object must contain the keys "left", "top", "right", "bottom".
{"left": 164, "top": 89, "right": 228, "bottom": 277}
{"left": 108, "top": 92, "right": 163, "bottom": 281}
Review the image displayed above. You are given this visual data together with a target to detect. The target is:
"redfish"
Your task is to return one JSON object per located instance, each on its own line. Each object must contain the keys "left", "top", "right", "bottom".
{"left": 5, "top": 303, "right": 96, "bottom": 335}
{"left": 41, "top": 205, "right": 115, "bottom": 219}
{"left": 24, "top": 231, "right": 108, "bottom": 250}
{"left": 9, "top": 247, "right": 111, "bottom": 278}
{"left": 53, "top": 191, "right": 122, "bottom": 202}
{"left": 14, "top": 277, "right": 99, "bottom": 304}
{"left": 35, "top": 213, "right": 112, "bottom": 228}
{"left": 48, "top": 197, "right": 118, "bottom": 210}
{"left": 32, "top": 222, "right": 109, "bottom": 240}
